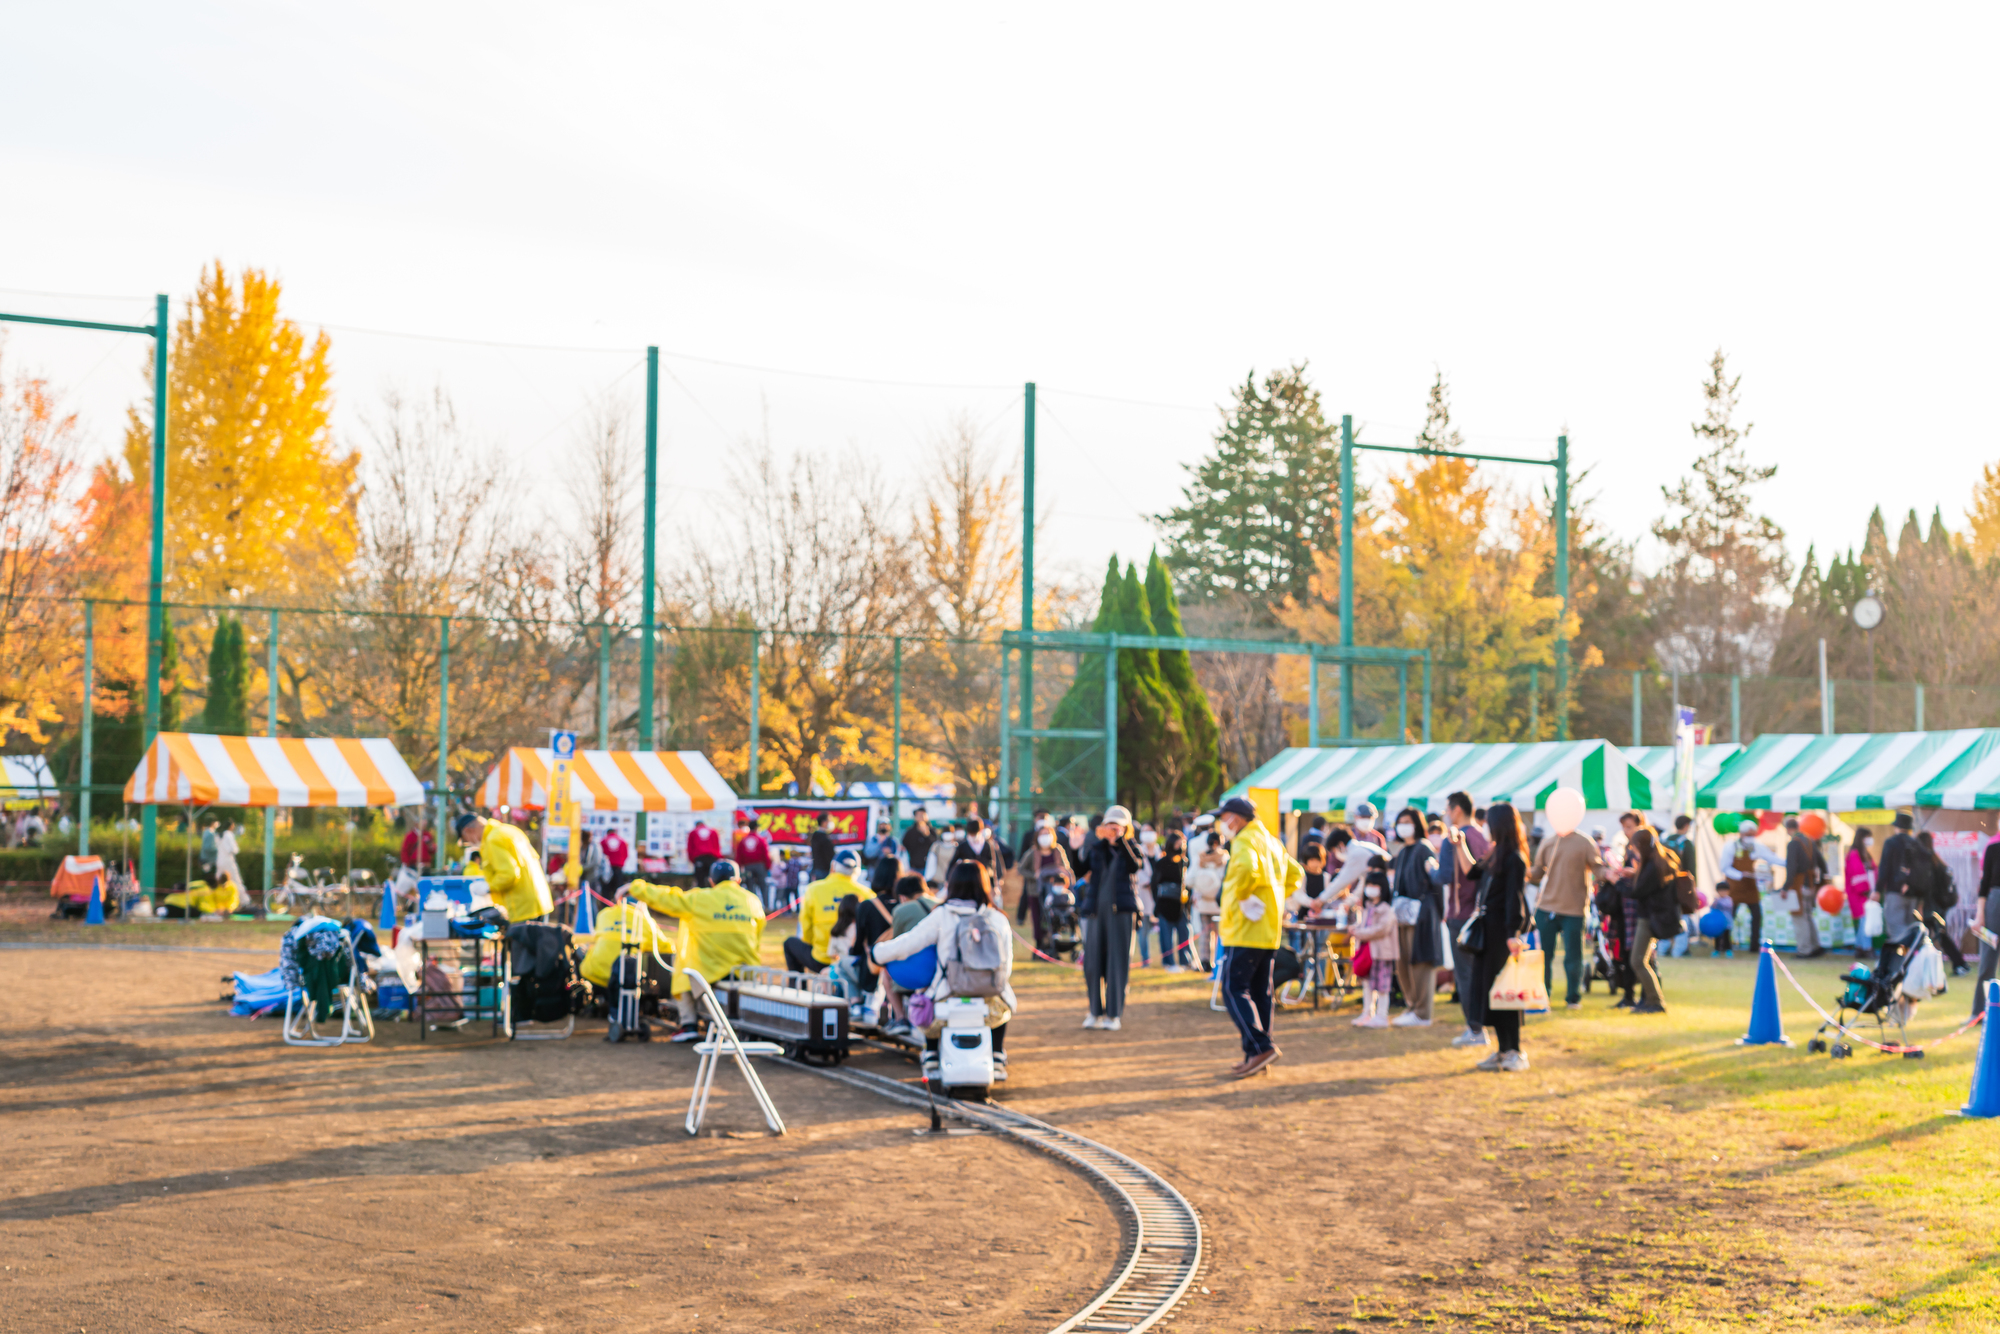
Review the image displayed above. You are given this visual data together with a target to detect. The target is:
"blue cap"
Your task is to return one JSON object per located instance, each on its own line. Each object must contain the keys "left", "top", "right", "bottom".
{"left": 832, "top": 847, "right": 861, "bottom": 871}
{"left": 1351, "top": 801, "right": 1379, "bottom": 820}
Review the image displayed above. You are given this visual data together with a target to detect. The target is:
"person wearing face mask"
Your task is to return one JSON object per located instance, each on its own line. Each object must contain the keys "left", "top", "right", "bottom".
{"left": 1347, "top": 871, "right": 1399, "bottom": 1028}
{"left": 1133, "top": 827, "right": 1159, "bottom": 968}
{"left": 949, "top": 815, "right": 1007, "bottom": 908}
{"left": 1387, "top": 806, "right": 1441, "bottom": 1027}
{"left": 1213, "top": 796, "right": 1303, "bottom": 1078}
{"left": 1079, "top": 806, "right": 1144, "bottom": 1030}
{"left": 1021, "top": 819, "right": 1074, "bottom": 954}
{"left": 1719, "top": 819, "right": 1778, "bottom": 958}
{"left": 1845, "top": 828, "right": 1878, "bottom": 958}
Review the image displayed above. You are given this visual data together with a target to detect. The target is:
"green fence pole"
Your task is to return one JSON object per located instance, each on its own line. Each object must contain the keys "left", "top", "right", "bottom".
{"left": 1554, "top": 434, "right": 1570, "bottom": 742}
{"left": 1308, "top": 654, "right": 1320, "bottom": 748}
{"left": 1398, "top": 660, "right": 1409, "bottom": 741}
{"left": 1528, "top": 664, "right": 1539, "bottom": 739}
{"left": 891, "top": 636, "right": 902, "bottom": 830}
{"left": 1021, "top": 383, "right": 1035, "bottom": 832}
{"left": 1915, "top": 682, "right": 1925, "bottom": 731}
{"left": 263, "top": 609, "right": 278, "bottom": 904}
{"left": 1730, "top": 674, "right": 1741, "bottom": 743}
{"left": 140, "top": 293, "right": 169, "bottom": 893}
{"left": 1422, "top": 650, "right": 1432, "bottom": 743}
{"left": 747, "top": 630, "right": 761, "bottom": 796}
{"left": 1632, "top": 670, "right": 1643, "bottom": 747}
{"left": 1339, "top": 415, "right": 1355, "bottom": 741}
{"left": 436, "top": 615, "right": 450, "bottom": 872}
{"left": 1103, "top": 634, "right": 1119, "bottom": 806}
{"left": 639, "top": 346, "right": 659, "bottom": 850}
{"left": 79, "top": 600, "right": 92, "bottom": 856}
{"left": 996, "top": 639, "right": 1010, "bottom": 836}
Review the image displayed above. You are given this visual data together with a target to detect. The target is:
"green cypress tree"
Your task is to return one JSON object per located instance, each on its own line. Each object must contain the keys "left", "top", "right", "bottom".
{"left": 1145, "top": 551, "right": 1222, "bottom": 804}
{"left": 1041, "top": 558, "right": 1121, "bottom": 809}
{"left": 158, "top": 607, "right": 184, "bottom": 733}
{"left": 201, "top": 616, "right": 251, "bottom": 734}
{"left": 1112, "top": 561, "right": 1184, "bottom": 816}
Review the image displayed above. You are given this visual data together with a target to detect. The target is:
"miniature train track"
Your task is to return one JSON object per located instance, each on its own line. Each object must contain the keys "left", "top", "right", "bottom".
{"left": 794, "top": 1062, "right": 1203, "bottom": 1334}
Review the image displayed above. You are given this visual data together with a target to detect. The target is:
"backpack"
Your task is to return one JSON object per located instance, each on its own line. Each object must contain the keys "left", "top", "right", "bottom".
{"left": 1670, "top": 867, "right": 1699, "bottom": 915}
{"left": 1902, "top": 851, "right": 1937, "bottom": 903}
{"left": 944, "top": 911, "right": 1005, "bottom": 997}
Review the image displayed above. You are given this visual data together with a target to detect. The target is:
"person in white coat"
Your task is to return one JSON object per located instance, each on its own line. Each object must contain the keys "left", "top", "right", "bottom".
{"left": 870, "top": 860, "right": 1015, "bottom": 1083}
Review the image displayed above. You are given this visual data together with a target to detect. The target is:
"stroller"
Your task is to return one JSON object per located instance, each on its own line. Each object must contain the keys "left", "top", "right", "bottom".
{"left": 1582, "top": 895, "right": 1621, "bottom": 995}
{"left": 1041, "top": 879, "right": 1081, "bottom": 961}
{"left": 1807, "top": 922, "right": 1932, "bottom": 1059}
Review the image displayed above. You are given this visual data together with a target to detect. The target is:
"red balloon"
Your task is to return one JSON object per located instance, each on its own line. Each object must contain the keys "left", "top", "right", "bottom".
{"left": 1799, "top": 814, "right": 1827, "bottom": 840}
{"left": 1758, "top": 811, "right": 1784, "bottom": 832}
{"left": 1817, "top": 884, "right": 1847, "bottom": 915}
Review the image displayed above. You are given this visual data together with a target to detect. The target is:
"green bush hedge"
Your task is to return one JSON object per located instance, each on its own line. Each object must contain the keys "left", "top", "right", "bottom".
{"left": 3, "top": 821, "right": 412, "bottom": 894}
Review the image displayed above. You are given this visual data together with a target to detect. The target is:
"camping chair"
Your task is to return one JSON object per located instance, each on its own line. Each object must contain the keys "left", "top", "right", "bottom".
{"left": 282, "top": 924, "right": 375, "bottom": 1047}
{"left": 682, "top": 971, "right": 786, "bottom": 1136}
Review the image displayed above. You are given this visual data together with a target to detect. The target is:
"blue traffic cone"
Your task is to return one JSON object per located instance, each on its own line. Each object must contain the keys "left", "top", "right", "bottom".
{"left": 1961, "top": 980, "right": 2000, "bottom": 1119}
{"left": 378, "top": 875, "right": 398, "bottom": 932}
{"left": 1737, "top": 940, "right": 1792, "bottom": 1046}
{"left": 85, "top": 875, "right": 105, "bottom": 925}
{"left": 573, "top": 883, "right": 594, "bottom": 934}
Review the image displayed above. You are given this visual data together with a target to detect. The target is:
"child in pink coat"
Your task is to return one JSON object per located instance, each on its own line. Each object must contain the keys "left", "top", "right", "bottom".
{"left": 1349, "top": 883, "right": 1400, "bottom": 1028}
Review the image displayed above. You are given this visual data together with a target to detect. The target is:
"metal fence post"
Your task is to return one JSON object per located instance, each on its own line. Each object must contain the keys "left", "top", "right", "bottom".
{"left": 1339, "top": 415, "right": 1355, "bottom": 741}
{"left": 1103, "top": 634, "right": 1119, "bottom": 806}
{"left": 140, "top": 294, "right": 168, "bottom": 894}
{"left": 1308, "top": 654, "right": 1320, "bottom": 748}
{"left": 1632, "top": 670, "right": 1643, "bottom": 747}
{"left": 747, "top": 630, "right": 761, "bottom": 796}
{"left": 1730, "top": 674, "right": 1741, "bottom": 743}
{"left": 1421, "top": 650, "right": 1432, "bottom": 743}
{"left": 1554, "top": 434, "right": 1570, "bottom": 742}
{"left": 597, "top": 621, "right": 611, "bottom": 745}
{"left": 996, "top": 640, "right": 1009, "bottom": 839}
{"left": 79, "top": 600, "right": 92, "bottom": 856}
{"left": 1915, "top": 681, "right": 1925, "bottom": 731}
{"left": 436, "top": 615, "right": 450, "bottom": 872}
{"left": 1398, "top": 660, "right": 1409, "bottom": 741}
{"left": 264, "top": 609, "right": 279, "bottom": 900}
{"left": 891, "top": 636, "right": 902, "bottom": 830}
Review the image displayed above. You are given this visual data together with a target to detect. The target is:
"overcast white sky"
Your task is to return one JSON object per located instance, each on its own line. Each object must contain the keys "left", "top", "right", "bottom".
{"left": 4, "top": 3, "right": 1996, "bottom": 593}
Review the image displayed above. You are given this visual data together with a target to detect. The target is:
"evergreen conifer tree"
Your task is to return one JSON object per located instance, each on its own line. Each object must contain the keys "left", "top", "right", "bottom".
{"left": 1145, "top": 551, "right": 1222, "bottom": 804}
{"left": 201, "top": 616, "right": 250, "bottom": 734}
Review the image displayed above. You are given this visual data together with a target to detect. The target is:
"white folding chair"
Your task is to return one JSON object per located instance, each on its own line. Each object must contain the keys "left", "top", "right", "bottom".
{"left": 283, "top": 949, "right": 375, "bottom": 1047}
{"left": 683, "top": 972, "right": 786, "bottom": 1136}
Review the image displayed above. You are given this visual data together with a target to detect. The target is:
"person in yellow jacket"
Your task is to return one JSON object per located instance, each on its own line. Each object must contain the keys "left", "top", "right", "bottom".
{"left": 625, "top": 858, "right": 767, "bottom": 1033}
{"left": 1215, "top": 795, "right": 1302, "bottom": 1079}
{"left": 456, "top": 812, "right": 553, "bottom": 923}
{"left": 785, "top": 846, "right": 873, "bottom": 974}
{"left": 578, "top": 898, "right": 668, "bottom": 989}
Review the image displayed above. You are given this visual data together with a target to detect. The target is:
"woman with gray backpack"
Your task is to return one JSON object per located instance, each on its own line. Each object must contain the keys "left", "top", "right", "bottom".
{"left": 870, "top": 860, "right": 1016, "bottom": 1084}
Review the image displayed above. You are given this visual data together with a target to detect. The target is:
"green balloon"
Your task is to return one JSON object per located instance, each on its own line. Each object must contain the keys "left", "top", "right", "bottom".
{"left": 1712, "top": 810, "right": 1751, "bottom": 836}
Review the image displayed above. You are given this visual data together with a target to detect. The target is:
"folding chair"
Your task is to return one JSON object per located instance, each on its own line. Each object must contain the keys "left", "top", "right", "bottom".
{"left": 283, "top": 943, "right": 375, "bottom": 1047}
{"left": 682, "top": 971, "right": 786, "bottom": 1136}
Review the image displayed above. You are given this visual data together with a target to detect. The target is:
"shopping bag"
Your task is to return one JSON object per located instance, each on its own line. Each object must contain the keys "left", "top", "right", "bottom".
{"left": 1486, "top": 947, "right": 1549, "bottom": 1011}
{"left": 1862, "top": 899, "right": 1884, "bottom": 939}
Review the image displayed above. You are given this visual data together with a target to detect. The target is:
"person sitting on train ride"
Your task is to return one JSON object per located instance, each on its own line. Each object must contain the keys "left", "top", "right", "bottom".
{"left": 878, "top": 873, "right": 938, "bottom": 1037}
{"left": 869, "top": 859, "right": 1015, "bottom": 1083}
{"left": 789, "top": 847, "right": 873, "bottom": 974}
{"left": 623, "top": 857, "right": 766, "bottom": 1038}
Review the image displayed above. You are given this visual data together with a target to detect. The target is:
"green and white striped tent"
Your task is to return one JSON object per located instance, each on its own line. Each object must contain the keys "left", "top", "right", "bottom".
{"left": 1697, "top": 730, "right": 2000, "bottom": 811}
{"left": 1227, "top": 740, "right": 1655, "bottom": 814}
{"left": 1622, "top": 744, "right": 1744, "bottom": 801}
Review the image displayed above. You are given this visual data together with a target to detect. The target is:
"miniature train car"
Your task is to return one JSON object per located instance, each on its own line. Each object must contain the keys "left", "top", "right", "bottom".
{"left": 715, "top": 965, "right": 851, "bottom": 1062}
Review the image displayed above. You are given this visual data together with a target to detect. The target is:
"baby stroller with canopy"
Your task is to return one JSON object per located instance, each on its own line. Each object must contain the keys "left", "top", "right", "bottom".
{"left": 1807, "top": 922, "right": 1934, "bottom": 1059}
{"left": 1040, "top": 878, "right": 1081, "bottom": 961}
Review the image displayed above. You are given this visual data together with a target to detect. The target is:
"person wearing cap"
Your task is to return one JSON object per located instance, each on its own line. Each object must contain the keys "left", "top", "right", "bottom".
{"left": 1719, "top": 819, "right": 1779, "bottom": 958}
{"left": 1079, "top": 805, "right": 1144, "bottom": 1030}
{"left": 1875, "top": 812, "right": 1924, "bottom": 940}
{"left": 1215, "top": 795, "right": 1302, "bottom": 1078}
{"left": 788, "top": 845, "right": 874, "bottom": 974}
{"left": 456, "top": 812, "right": 553, "bottom": 923}
{"left": 624, "top": 858, "right": 767, "bottom": 1036}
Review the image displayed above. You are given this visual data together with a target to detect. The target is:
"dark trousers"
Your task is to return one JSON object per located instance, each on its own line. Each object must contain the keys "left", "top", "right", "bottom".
{"left": 1477, "top": 949, "right": 1521, "bottom": 1053}
{"left": 1975, "top": 893, "right": 2000, "bottom": 1017}
{"left": 1021, "top": 889, "right": 1047, "bottom": 951}
{"left": 1730, "top": 900, "right": 1762, "bottom": 953}
{"left": 1446, "top": 917, "right": 1478, "bottom": 1028}
{"left": 692, "top": 855, "right": 716, "bottom": 884}
{"left": 1633, "top": 920, "right": 1665, "bottom": 1009}
{"left": 1533, "top": 910, "right": 1585, "bottom": 1004}
{"left": 1929, "top": 917, "right": 1968, "bottom": 971}
{"left": 1222, "top": 945, "right": 1276, "bottom": 1058}
{"left": 781, "top": 936, "right": 826, "bottom": 974}
{"left": 1082, "top": 910, "right": 1133, "bottom": 1018}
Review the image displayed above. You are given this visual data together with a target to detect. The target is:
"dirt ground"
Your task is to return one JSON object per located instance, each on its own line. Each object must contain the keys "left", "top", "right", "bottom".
{"left": 0, "top": 921, "right": 1914, "bottom": 1332}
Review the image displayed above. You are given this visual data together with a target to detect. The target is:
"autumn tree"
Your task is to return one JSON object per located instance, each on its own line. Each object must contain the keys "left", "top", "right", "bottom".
{"left": 113, "top": 263, "right": 358, "bottom": 606}
{"left": 1648, "top": 350, "right": 1790, "bottom": 677}
{"left": 1966, "top": 461, "right": 2000, "bottom": 565}
{"left": 0, "top": 348, "right": 87, "bottom": 747}
{"left": 1158, "top": 364, "right": 1343, "bottom": 615}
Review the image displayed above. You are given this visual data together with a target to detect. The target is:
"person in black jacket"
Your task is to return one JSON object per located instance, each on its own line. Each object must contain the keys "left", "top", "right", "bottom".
{"left": 1470, "top": 802, "right": 1533, "bottom": 1072}
{"left": 1974, "top": 834, "right": 2000, "bottom": 1017}
{"left": 1875, "top": 813, "right": 1922, "bottom": 939}
{"left": 1627, "top": 827, "right": 1682, "bottom": 1014}
{"left": 1079, "top": 804, "right": 1143, "bottom": 1031}
{"left": 949, "top": 816, "right": 1008, "bottom": 911}
{"left": 808, "top": 814, "right": 837, "bottom": 880}
{"left": 1915, "top": 831, "right": 1969, "bottom": 974}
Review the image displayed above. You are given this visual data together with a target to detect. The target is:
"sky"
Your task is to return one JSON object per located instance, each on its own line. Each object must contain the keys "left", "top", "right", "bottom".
{"left": 3, "top": 2, "right": 1997, "bottom": 595}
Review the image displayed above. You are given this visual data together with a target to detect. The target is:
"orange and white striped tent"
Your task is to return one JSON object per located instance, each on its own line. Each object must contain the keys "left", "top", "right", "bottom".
{"left": 479, "top": 747, "right": 736, "bottom": 813}
{"left": 124, "top": 733, "right": 426, "bottom": 808}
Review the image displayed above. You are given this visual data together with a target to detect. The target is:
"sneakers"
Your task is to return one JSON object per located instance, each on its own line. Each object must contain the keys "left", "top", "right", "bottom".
{"left": 1080, "top": 1014, "right": 1101, "bottom": 1029}
{"left": 1102, "top": 1017, "right": 1122, "bottom": 1032}
{"left": 1474, "top": 1050, "right": 1503, "bottom": 1071}
{"left": 992, "top": 1052, "right": 1009, "bottom": 1082}
{"left": 1498, "top": 1050, "right": 1531, "bottom": 1073}
{"left": 1390, "top": 1011, "right": 1432, "bottom": 1028}
{"left": 1165, "top": 964, "right": 1186, "bottom": 974}
{"left": 1450, "top": 1027, "right": 1488, "bottom": 1048}
{"left": 1631, "top": 1002, "right": 1666, "bottom": 1014}
{"left": 921, "top": 1055, "right": 941, "bottom": 1080}
{"left": 670, "top": 1023, "right": 702, "bottom": 1043}
{"left": 1564, "top": 1001, "right": 1581, "bottom": 1010}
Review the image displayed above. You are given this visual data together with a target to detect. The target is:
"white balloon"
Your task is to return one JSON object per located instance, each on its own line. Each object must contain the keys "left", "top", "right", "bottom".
{"left": 1545, "top": 788, "right": 1586, "bottom": 837}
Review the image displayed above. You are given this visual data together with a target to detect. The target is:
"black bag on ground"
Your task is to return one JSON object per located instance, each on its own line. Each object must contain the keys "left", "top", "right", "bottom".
{"left": 507, "top": 923, "right": 580, "bottom": 1023}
